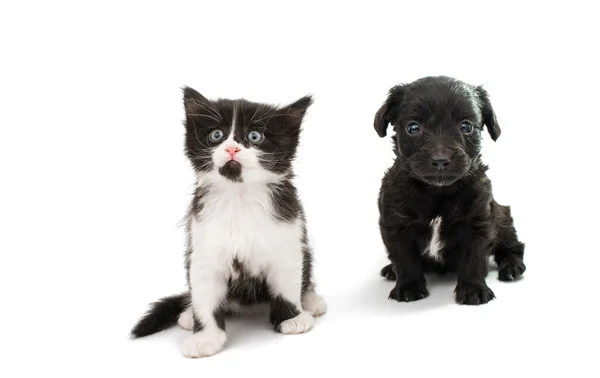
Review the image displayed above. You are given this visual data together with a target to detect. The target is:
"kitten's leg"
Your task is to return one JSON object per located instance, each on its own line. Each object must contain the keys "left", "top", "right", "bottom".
{"left": 301, "top": 291, "right": 327, "bottom": 317}
{"left": 493, "top": 207, "right": 526, "bottom": 281}
{"left": 181, "top": 265, "right": 228, "bottom": 358}
{"left": 267, "top": 258, "right": 314, "bottom": 334}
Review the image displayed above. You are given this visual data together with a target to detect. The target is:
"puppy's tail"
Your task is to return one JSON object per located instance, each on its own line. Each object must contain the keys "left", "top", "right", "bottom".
{"left": 130, "top": 292, "right": 190, "bottom": 338}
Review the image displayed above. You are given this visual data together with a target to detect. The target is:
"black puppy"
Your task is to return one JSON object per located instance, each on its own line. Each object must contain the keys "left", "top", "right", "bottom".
{"left": 374, "top": 76, "right": 525, "bottom": 305}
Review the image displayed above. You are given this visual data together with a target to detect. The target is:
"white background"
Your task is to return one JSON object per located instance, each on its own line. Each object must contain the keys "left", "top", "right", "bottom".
{"left": 1, "top": 1, "right": 599, "bottom": 377}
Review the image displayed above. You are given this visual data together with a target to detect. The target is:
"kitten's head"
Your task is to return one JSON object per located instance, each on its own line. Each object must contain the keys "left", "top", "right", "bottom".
{"left": 183, "top": 87, "right": 312, "bottom": 183}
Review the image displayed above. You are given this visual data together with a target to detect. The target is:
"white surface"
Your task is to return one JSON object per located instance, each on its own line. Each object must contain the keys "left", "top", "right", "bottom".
{"left": 1, "top": 1, "right": 598, "bottom": 377}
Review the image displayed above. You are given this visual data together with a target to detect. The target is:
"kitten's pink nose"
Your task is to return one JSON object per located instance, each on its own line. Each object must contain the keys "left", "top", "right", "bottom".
{"left": 225, "top": 146, "right": 241, "bottom": 158}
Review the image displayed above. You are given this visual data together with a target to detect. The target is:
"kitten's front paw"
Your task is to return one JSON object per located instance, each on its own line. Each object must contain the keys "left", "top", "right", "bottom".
{"left": 278, "top": 311, "right": 314, "bottom": 334}
{"left": 388, "top": 278, "right": 429, "bottom": 302}
{"left": 181, "top": 329, "right": 227, "bottom": 358}
{"left": 302, "top": 291, "right": 327, "bottom": 317}
{"left": 380, "top": 264, "right": 396, "bottom": 280}
{"left": 498, "top": 259, "right": 526, "bottom": 281}
{"left": 455, "top": 282, "right": 495, "bottom": 305}
{"left": 178, "top": 307, "right": 194, "bottom": 330}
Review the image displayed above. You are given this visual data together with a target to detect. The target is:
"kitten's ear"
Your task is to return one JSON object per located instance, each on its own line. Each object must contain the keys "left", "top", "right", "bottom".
{"left": 280, "top": 95, "right": 314, "bottom": 127}
{"left": 182, "top": 86, "right": 210, "bottom": 115}
{"left": 374, "top": 85, "right": 405, "bottom": 138}
{"left": 475, "top": 86, "right": 501, "bottom": 141}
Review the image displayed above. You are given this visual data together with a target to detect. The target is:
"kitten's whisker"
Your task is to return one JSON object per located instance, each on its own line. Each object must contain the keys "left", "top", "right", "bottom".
{"left": 192, "top": 101, "right": 223, "bottom": 122}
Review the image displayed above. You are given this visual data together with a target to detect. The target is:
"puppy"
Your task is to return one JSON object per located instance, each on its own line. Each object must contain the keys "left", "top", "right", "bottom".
{"left": 374, "top": 76, "right": 525, "bottom": 305}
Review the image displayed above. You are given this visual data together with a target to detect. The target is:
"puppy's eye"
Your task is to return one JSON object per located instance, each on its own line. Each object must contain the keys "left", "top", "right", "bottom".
{"left": 209, "top": 129, "right": 225, "bottom": 142}
{"left": 406, "top": 122, "right": 421, "bottom": 135}
{"left": 460, "top": 122, "right": 473, "bottom": 134}
{"left": 247, "top": 130, "right": 264, "bottom": 144}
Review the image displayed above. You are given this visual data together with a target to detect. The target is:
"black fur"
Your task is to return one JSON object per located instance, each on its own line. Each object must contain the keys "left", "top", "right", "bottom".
{"left": 269, "top": 296, "right": 301, "bottom": 331}
{"left": 218, "top": 160, "right": 243, "bottom": 182}
{"left": 226, "top": 258, "right": 271, "bottom": 305}
{"left": 130, "top": 293, "right": 189, "bottom": 338}
{"left": 268, "top": 179, "right": 300, "bottom": 222}
{"left": 375, "top": 76, "right": 526, "bottom": 305}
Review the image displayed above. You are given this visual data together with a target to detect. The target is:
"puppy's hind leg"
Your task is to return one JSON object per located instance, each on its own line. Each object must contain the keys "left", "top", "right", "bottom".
{"left": 493, "top": 205, "right": 526, "bottom": 281}
{"left": 494, "top": 240, "right": 526, "bottom": 281}
{"left": 380, "top": 263, "right": 396, "bottom": 280}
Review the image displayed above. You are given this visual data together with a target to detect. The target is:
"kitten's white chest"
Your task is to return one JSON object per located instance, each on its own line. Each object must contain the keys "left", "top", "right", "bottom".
{"left": 191, "top": 181, "right": 302, "bottom": 275}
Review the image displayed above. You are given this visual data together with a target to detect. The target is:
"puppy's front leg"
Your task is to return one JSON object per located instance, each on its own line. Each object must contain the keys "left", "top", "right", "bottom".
{"left": 381, "top": 225, "right": 429, "bottom": 302}
{"left": 454, "top": 225, "right": 495, "bottom": 305}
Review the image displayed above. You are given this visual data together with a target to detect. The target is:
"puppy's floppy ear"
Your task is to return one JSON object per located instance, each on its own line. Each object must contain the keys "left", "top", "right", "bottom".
{"left": 475, "top": 86, "right": 501, "bottom": 141}
{"left": 374, "top": 85, "right": 405, "bottom": 137}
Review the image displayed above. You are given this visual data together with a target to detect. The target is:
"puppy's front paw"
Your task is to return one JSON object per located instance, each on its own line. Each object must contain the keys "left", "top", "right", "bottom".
{"left": 278, "top": 311, "right": 314, "bottom": 334}
{"left": 389, "top": 279, "right": 429, "bottom": 302}
{"left": 455, "top": 282, "right": 495, "bottom": 305}
{"left": 380, "top": 264, "right": 396, "bottom": 280}
{"left": 498, "top": 259, "right": 526, "bottom": 281}
{"left": 182, "top": 328, "right": 227, "bottom": 358}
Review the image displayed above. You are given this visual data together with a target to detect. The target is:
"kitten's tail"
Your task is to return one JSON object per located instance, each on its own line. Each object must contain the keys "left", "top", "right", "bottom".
{"left": 130, "top": 292, "right": 190, "bottom": 338}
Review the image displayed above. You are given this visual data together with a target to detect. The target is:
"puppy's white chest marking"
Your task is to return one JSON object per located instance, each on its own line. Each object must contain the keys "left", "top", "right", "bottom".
{"left": 424, "top": 216, "right": 444, "bottom": 262}
{"left": 190, "top": 181, "right": 302, "bottom": 277}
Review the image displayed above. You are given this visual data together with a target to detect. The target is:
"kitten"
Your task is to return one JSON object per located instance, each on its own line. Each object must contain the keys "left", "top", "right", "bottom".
{"left": 130, "top": 87, "right": 327, "bottom": 358}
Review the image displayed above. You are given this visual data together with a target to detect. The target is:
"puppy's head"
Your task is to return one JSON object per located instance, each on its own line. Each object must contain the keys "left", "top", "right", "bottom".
{"left": 374, "top": 76, "right": 501, "bottom": 186}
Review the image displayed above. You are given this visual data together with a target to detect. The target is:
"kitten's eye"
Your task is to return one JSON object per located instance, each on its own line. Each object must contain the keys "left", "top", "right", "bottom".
{"left": 406, "top": 122, "right": 421, "bottom": 135}
{"left": 460, "top": 122, "right": 473, "bottom": 134}
{"left": 247, "top": 130, "right": 264, "bottom": 144}
{"left": 209, "top": 129, "right": 225, "bottom": 142}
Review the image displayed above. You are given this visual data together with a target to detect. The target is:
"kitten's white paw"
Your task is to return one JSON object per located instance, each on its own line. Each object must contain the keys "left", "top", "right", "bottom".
{"left": 178, "top": 307, "right": 194, "bottom": 330}
{"left": 181, "top": 328, "right": 227, "bottom": 358}
{"left": 278, "top": 311, "right": 314, "bottom": 334}
{"left": 302, "top": 291, "right": 327, "bottom": 317}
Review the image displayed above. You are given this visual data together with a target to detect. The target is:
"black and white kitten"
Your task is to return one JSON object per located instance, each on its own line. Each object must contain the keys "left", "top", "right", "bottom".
{"left": 130, "top": 87, "right": 326, "bottom": 358}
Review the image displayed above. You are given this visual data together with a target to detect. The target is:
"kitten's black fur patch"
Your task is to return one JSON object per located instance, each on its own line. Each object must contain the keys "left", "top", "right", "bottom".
{"left": 214, "top": 307, "right": 226, "bottom": 330}
{"left": 269, "top": 296, "right": 301, "bottom": 331}
{"left": 130, "top": 293, "right": 189, "bottom": 338}
{"left": 218, "top": 160, "right": 243, "bottom": 182}
{"left": 300, "top": 220, "right": 314, "bottom": 294}
{"left": 226, "top": 258, "right": 271, "bottom": 305}
{"left": 268, "top": 179, "right": 300, "bottom": 222}
{"left": 191, "top": 185, "right": 210, "bottom": 216}
{"left": 375, "top": 76, "right": 525, "bottom": 305}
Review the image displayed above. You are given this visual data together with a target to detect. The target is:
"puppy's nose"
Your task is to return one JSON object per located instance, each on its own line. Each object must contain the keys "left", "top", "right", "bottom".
{"left": 225, "top": 147, "right": 241, "bottom": 158}
{"left": 431, "top": 155, "right": 451, "bottom": 170}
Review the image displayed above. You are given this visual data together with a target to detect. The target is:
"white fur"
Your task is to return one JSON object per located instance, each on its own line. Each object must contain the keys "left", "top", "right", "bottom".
{"left": 182, "top": 327, "right": 227, "bottom": 358}
{"left": 302, "top": 291, "right": 327, "bottom": 317}
{"left": 279, "top": 311, "right": 314, "bottom": 334}
{"left": 424, "top": 216, "right": 444, "bottom": 262}
{"left": 184, "top": 106, "right": 317, "bottom": 357}
{"left": 178, "top": 307, "right": 194, "bottom": 330}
